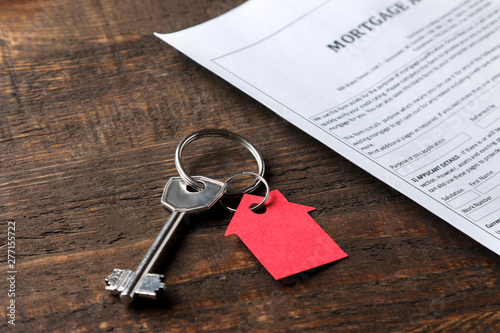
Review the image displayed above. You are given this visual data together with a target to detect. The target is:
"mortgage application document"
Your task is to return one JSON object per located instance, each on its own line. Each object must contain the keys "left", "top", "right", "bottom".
{"left": 157, "top": 0, "right": 500, "bottom": 255}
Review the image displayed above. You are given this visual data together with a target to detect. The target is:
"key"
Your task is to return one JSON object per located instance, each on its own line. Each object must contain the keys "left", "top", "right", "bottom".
{"left": 105, "top": 176, "right": 227, "bottom": 303}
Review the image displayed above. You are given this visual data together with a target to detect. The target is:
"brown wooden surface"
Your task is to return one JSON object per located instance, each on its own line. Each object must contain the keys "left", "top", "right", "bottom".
{"left": 1, "top": 0, "right": 499, "bottom": 332}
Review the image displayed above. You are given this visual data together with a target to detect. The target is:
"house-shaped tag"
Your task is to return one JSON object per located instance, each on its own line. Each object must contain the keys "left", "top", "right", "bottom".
{"left": 226, "top": 190, "right": 348, "bottom": 280}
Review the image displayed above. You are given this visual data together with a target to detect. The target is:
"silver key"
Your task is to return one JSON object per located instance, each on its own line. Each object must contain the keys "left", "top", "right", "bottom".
{"left": 105, "top": 176, "right": 227, "bottom": 303}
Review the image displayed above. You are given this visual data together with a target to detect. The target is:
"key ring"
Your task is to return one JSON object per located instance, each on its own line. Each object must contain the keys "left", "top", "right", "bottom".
{"left": 175, "top": 129, "right": 265, "bottom": 196}
{"left": 220, "top": 172, "right": 270, "bottom": 212}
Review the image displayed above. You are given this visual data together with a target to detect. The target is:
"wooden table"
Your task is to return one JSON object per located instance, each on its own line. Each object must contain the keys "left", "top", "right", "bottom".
{"left": 1, "top": 1, "right": 499, "bottom": 331}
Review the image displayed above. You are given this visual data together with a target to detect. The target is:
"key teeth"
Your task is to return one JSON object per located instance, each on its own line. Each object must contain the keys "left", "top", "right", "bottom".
{"left": 105, "top": 269, "right": 165, "bottom": 299}
{"left": 105, "top": 269, "right": 132, "bottom": 295}
{"left": 104, "top": 268, "right": 124, "bottom": 285}
{"left": 136, "top": 273, "right": 166, "bottom": 299}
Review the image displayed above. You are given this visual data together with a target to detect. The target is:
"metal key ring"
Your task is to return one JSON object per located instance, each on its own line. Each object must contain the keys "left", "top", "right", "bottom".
{"left": 175, "top": 129, "right": 265, "bottom": 196}
{"left": 220, "top": 172, "right": 270, "bottom": 213}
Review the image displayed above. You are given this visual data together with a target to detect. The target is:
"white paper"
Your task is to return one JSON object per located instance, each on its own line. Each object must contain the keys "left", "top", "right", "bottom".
{"left": 156, "top": 0, "right": 500, "bottom": 255}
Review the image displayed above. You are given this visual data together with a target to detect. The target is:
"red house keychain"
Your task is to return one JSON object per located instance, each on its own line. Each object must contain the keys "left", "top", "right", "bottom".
{"left": 224, "top": 173, "right": 348, "bottom": 280}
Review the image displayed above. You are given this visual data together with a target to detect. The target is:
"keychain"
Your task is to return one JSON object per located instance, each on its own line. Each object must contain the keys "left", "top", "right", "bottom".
{"left": 105, "top": 129, "right": 264, "bottom": 303}
{"left": 105, "top": 129, "right": 346, "bottom": 303}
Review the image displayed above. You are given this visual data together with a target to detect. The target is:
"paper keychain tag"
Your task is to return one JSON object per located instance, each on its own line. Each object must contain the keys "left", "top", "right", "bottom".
{"left": 226, "top": 190, "right": 348, "bottom": 280}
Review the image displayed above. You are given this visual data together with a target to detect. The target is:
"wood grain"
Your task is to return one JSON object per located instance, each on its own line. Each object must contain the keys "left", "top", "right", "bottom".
{"left": 1, "top": 0, "right": 499, "bottom": 332}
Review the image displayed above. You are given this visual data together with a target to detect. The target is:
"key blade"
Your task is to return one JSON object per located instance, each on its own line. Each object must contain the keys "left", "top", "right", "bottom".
{"left": 161, "top": 176, "right": 226, "bottom": 212}
{"left": 118, "top": 211, "right": 186, "bottom": 304}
